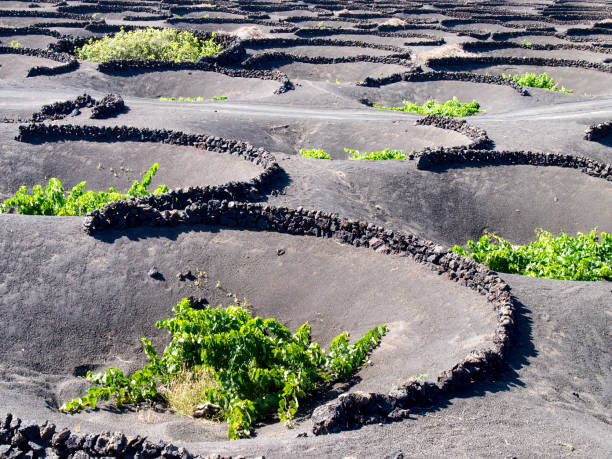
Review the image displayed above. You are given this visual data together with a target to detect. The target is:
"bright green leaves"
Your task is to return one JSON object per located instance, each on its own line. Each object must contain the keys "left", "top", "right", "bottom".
{"left": 76, "top": 27, "right": 222, "bottom": 63}
{"left": 1, "top": 163, "right": 168, "bottom": 216}
{"left": 60, "top": 298, "right": 387, "bottom": 439}
{"left": 452, "top": 229, "right": 611, "bottom": 281}
{"left": 345, "top": 148, "right": 406, "bottom": 160}
{"left": 502, "top": 72, "right": 573, "bottom": 93}
{"left": 374, "top": 97, "right": 482, "bottom": 117}
{"left": 299, "top": 149, "right": 331, "bottom": 159}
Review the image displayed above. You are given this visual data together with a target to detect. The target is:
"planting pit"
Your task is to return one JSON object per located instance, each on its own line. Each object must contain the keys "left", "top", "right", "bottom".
{"left": 0, "top": 215, "right": 495, "bottom": 440}
{"left": 0, "top": 135, "right": 262, "bottom": 202}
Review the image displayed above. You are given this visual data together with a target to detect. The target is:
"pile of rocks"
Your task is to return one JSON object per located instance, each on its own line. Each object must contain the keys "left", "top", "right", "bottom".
{"left": 584, "top": 121, "right": 612, "bottom": 141}
{"left": 31, "top": 93, "right": 125, "bottom": 122}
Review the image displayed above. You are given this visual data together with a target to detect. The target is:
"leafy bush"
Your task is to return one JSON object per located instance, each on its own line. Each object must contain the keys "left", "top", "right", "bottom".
{"left": 502, "top": 72, "right": 573, "bottom": 93}
{"left": 299, "top": 149, "right": 331, "bottom": 159}
{"left": 0, "top": 163, "right": 169, "bottom": 216}
{"left": 76, "top": 27, "right": 222, "bottom": 62}
{"left": 159, "top": 96, "right": 227, "bottom": 102}
{"left": 345, "top": 148, "right": 406, "bottom": 160}
{"left": 60, "top": 298, "right": 387, "bottom": 439}
{"left": 10, "top": 40, "right": 22, "bottom": 49}
{"left": 452, "top": 229, "right": 611, "bottom": 281}
{"left": 374, "top": 97, "right": 482, "bottom": 117}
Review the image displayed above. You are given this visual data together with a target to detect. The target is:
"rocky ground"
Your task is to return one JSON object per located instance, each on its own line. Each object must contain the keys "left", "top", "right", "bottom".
{"left": 0, "top": 0, "right": 610, "bottom": 458}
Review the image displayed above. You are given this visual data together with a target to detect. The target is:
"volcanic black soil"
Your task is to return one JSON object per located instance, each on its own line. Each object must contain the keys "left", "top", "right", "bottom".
{"left": 0, "top": 0, "right": 611, "bottom": 458}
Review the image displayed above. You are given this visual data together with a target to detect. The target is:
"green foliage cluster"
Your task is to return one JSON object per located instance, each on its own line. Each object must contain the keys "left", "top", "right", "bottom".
{"left": 60, "top": 298, "right": 387, "bottom": 439}
{"left": 345, "top": 148, "right": 406, "bottom": 160}
{"left": 502, "top": 72, "right": 573, "bottom": 93}
{"left": 0, "top": 164, "right": 169, "bottom": 216}
{"left": 373, "top": 97, "right": 482, "bottom": 117}
{"left": 10, "top": 40, "right": 22, "bottom": 49}
{"left": 159, "top": 95, "right": 227, "bottom": 102}
{"left": 299, "top": 149, "right": 331, "bottom": 159}
{"left": 452, "top": 229, "right": 611, "bottom": 281}
{"left": 76, "top": 27, "right": 222, "bottom": 62}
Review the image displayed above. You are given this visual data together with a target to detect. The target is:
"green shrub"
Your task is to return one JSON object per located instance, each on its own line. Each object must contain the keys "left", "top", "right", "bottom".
{"left": 76, "top": 27, "right": 222, "bottom": 62}
{"left": 452, "top": 229, "right": 611, "bottom": 281}
{"left": 373, "top": 97, "right": 482, "bottom": 117}
{"left": 0, "top": 163, "right": 169, "bottom": 216}
{"left": 212, "top": 95, "right": 227, "bottom": 101}
{"left": 345, "top": 148, "right": 406, "bottom": 160}
{"left": 299, "top": 149, "right": 331, "bottom": 159}
{"left": 60, "top": 298, "right": 387, "bottom": 439}
{"left": 502, "top": 72, "right": 573, "bottom": 93}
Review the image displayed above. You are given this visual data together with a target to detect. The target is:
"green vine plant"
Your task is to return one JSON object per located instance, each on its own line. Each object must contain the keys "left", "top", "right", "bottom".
{"left": 60, "top": 298, "right": 388, "bottom": 439}
{"left": 502, "top": 72, "right": 573, "bottom": 93}
{"left": 453, "top": 229, "right": 611, "bottom": 281}
{"left": 299, "top": 149, "right": 331, "bottom": 159}
{"left": 76, "top": 27, "right": 222, "bottom": 63}
{"left": 345, "top": 148, "right": 406, "bottom": 160}
{"left": 373, "top": 97, "right": 482, "bottom": 117}
{"left": 0, "top": 163, "right": 169, "bottom": 216}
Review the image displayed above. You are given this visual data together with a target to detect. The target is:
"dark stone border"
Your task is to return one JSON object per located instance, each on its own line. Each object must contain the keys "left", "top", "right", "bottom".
{"left": 0, "top": 45, "right": 79, "bottom": 76}
{"left": 461, "top": 40, "right": 612, "bottom": 55}
{"left": 31, "top": 93, "right": 125, "bottom": 122}
{"left": 416, "top": 149, "right": 612, "bottom": 182}
{"left": 240, "top": 37, "right": 407, "bottom": 54}
{"left": 241, "top": 50, "right": 412, "bottom": 69}
{"left": 0, "top": 25, "right": 62, "bottom": 38}
{"left": 0, "top": 416, "right": 211, "bottom": 459}
{"left": 16, "top": 123, "right": 282, "bottom": 220}
{"left": 415, "top": 115, "right": 493, "bottom": 151}
{"left": 584, "top": 121, "right": 612, "bottom": 142}
{"left": 357, "top": 66, "right": 529, "bottom": 96}
{"left": 426, "top": 56, "right": 612, "bottom": 74}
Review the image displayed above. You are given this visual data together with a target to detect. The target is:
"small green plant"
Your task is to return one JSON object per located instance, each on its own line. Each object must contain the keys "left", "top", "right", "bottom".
{"left": 76, "top": 27, "right": 221, "bottom": 63}
{"left": 452, "top": 229, "right": 611, "bottom": 281}
{"left": 345, "top": 148, "right": 406, "bottom": 160}
{"left": 91, "top": 12, "right": 101, "bottom": 18}
{"left": 299, "top": 149, "right": 331, "bottom": 159}
{"left": 10, "top": 40, "right": 22, "bottom": 49}
{"left": 173, "top": 13, "right": 184, "bottom": 18}
{"left": 60, "top": 298, "right": 388, "bottom": 439}
{"left": 212, "top": 95, "right": 227, "bottom": 101}
{"left": 502, "top": 72, "right": 573, "bottom": 93}
{"left": 202, "top": 13, "right": 210, "bottom": 19}
{"left": 159, "top": 96, "right": 205, "bottom": 102}
{"left": 317, "top": 21, "right": 326, "bottom": 29}
{"left": 522, "top": 38, "right": 532, "bottom": 48}
{"left": 1, "top": 163, "right": 169, "bottom": 216}
{"left": 374, "top": 97, "right": 482, "bottom": 117}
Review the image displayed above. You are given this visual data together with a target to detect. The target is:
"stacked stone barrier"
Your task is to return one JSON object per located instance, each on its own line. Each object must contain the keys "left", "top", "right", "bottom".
{"left": 241, "top": 51, "right": 412, "bottom": 69}
{"left": 0, "top": 26, "right": 62, "bottom": 38}
{"left": 0, "top": 45, "right": 79, "bottom": 76}
{"left": 584, "top": 121, "right": 612, "bottom": 141}
{"left": 357, "top": 67, "right": 529, "bottom": 96}
{"left": 0, "top": 415, "right": 223, "bottom": 459}
{"left": 31, "top": 93, "right": 125, "bottom": 121}
{"left": 415, "top": 115, "right": 493, "bottom": 150}
{"left": 240, "top": 37, "right": 407, "bottom": 54}
{"left": 461, "top": 40, "right": 612, "bottom": 55}
{"left": 416, "top": 149, "right": 612, "bottom": 182}
{"left": 427, "top": 56, "right": 612, "bottom": 74}
{"left": 16, "top": 123, "right": 282, "bottom": 210}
